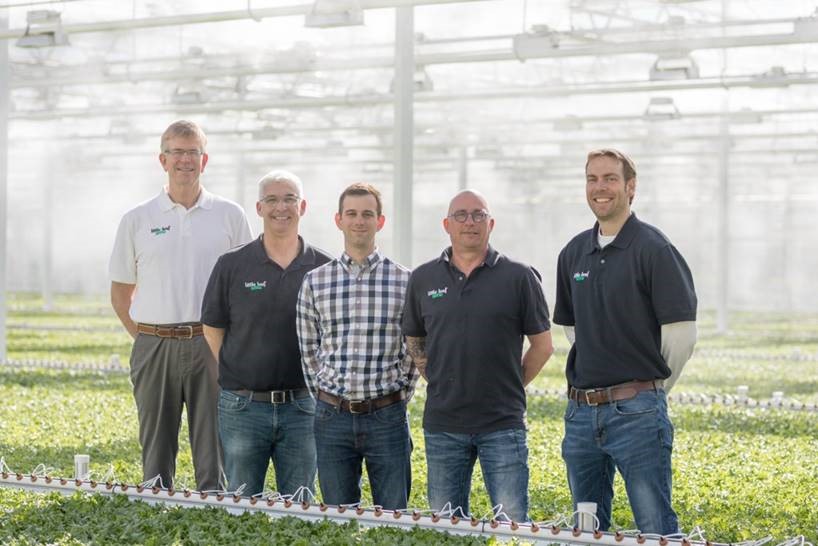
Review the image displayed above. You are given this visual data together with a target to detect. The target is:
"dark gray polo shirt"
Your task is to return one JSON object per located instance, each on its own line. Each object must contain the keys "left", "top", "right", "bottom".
{"left": 402, "top": 247, "right": 551, "bottom": 434}
{"left": 201, "top": 235, "right": 331, "bottom": 391}
{"left": 553, "top": 213, "right": 697, "bottom": 389}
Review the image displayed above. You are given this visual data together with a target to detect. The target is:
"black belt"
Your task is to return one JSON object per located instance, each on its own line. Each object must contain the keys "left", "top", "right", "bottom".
{"left": 232, "top": 388, "right": 311, "bottom": 404}
{"left": 317, "top": 390, "right": 405, "bottom": 414}
{"left": 568, "top": 380, "right": 664, "bottom": 406}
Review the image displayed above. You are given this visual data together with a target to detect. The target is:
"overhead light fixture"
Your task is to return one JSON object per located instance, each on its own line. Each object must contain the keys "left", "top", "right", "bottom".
{"left": 389, "top": 66, "right": 434, "bottom": 93}
{"left": 16, "top": 10, "right": 69, "bottom": 48}
{"left": 512, "top": 25, "right": 560, "bottom": 61}
{"left": 171, "top": 84, "right": 207, "bottom": 105}
{"left": 731, "top": 108, "right": 763, "bottom": 125}
{"left": 649, "top": 53, "right": 699, "bottom": 81}
{"left": 305, "top": 0, "right": 363, "bottom": 28}
{"left": 553, "top": 116, "right": 582, "bottom": 131}
{"left": 644, "top": 97, "right": 680, "bottom": 121}
{"left": 793, "top": 9, "right": 818, "bottom": 38}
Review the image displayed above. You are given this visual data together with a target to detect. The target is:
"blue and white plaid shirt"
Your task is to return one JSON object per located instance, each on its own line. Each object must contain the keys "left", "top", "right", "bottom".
{"left": 296, "top": 248, "right": 418, "bottom": 400}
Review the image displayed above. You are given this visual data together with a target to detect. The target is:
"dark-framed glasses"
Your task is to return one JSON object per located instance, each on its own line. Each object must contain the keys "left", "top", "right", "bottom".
{"left": 163, "top": 149, "right": 203, "bottom": 159}
{"left": 448, "top": 210, "right": 489, "bottom": 223}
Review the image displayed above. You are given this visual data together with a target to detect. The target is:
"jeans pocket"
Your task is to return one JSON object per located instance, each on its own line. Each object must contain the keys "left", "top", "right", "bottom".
{"left": 293, "top": 396, "right": 316, "bottom": 416}
{"left": 563, "top": 400, "right": 578, "bottom": 421}
{"left": 315, "top": 400, "right": 338, "bottom": 422}
{"left": 373, "top": 401, "right": 407, "bottom": 425}
{"left": 218, "top": 390, "right": 250, "bottom": 412}
{"left": 614, "top": 391, "right": 658, "bottom": 416}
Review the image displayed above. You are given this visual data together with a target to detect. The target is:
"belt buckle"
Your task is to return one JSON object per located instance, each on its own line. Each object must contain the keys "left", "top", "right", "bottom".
{"left": 583, "top": 389, "right": 599, "bottom": 406}
{"left": 177, "top": 325, "right": 194, "bottom": 339}
{"left": 270, "top": 391, "right": 288, "bottom": 404}
{"left": 348, "top": 399, "right": 369, "bottom": 414}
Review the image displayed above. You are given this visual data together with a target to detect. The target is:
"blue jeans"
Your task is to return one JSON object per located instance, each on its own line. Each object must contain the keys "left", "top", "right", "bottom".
{"left": 561, "top": 389, "right": 678, "bottom": 535}
{"left": 424, "top": 428, "right": 530, "bottom": 522}
{"left": 314, "top": 399, "right": 412, "bottom": 510}
{"left": 218, "top": 390, "right": 316, "bottom": 497}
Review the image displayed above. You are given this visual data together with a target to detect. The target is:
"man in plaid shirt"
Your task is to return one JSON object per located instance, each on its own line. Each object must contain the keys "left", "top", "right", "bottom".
{"left": 296, "top": 183, "right": 417, "bottom": 510}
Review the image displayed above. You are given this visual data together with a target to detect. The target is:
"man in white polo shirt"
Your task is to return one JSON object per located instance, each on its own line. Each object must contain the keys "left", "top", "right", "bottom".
{"left": 109, "top": 120, "right": 252, "bottom": 491}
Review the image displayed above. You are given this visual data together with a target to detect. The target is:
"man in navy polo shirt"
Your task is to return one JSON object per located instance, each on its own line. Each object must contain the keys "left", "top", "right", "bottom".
{"left": 554, "top": 149, "right": 697, "bottom": 535}
{"left": 201, "top": 170, "right": 331, "bottom": 497}
{"left": 402, "top": 189, "right": 553, "bottom": 522}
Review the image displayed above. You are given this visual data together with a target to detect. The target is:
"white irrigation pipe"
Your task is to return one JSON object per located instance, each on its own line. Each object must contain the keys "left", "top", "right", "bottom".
{"left": 0, "top": 471, "right": 734, "bottom": 546}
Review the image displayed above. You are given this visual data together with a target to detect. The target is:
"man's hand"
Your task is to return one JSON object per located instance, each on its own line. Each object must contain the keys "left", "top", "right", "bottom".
{"left": 110, "top": 282, "right": 138, "bottom": 338}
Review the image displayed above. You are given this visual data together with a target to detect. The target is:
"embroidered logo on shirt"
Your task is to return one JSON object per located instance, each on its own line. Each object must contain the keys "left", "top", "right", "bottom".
{"left": 244, "top": 281, "right": 267, "bottom": 292}
{"left": 573, "top": 271, "right": 590, "bottom": 282}
{"left": 150, "top": 226, "right": 171, "bottom": 235}
{"left": 427, "top": 287, "right": 448, "bottom": 299}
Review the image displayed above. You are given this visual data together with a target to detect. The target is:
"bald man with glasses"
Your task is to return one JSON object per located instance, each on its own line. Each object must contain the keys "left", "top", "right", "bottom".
{"left": 402, "top": 189, "right": 554, "bottom": 523}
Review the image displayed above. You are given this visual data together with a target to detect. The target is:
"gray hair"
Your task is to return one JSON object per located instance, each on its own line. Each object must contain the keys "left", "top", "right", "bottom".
{"left": 160, "top": 120, "right": 207, "bottom": 153}
{"left": 257, "top": 170, "right": 304, "bottom": 200}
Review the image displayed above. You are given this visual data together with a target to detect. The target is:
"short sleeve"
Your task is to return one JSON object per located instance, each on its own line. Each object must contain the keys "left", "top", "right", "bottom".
{"left": 650, "top": 244, "right": 697, "bottom": 325}
{"left": 401, "top": 270, "right": 426, "bottom": 337}
{"left": 553, "top": 247, "right": 575, "bottom": 326}
{"left": 201, "top": 255, "right": 230, "bottom": 328}
{"left": 109, "top": 214, "right": 137, "bottom": 284}
{"left": 520, "top": 266, "right": 550, "bottom": 335}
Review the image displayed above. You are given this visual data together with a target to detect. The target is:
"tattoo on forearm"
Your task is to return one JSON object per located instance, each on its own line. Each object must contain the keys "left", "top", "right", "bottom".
{"left": 406, "top": 337, "right": 427, "bottom": 362}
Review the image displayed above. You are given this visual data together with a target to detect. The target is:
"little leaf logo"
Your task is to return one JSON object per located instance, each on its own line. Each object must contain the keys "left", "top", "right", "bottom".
{"left": 573, "top": 271, "right": 590, "bottom": 282}
{"left": 150, "top": 226, "right": 171, "bottom": 236}
{"left": 244, "top": 281, "right": 267, "bottom": 292}
{"left": 427, "top": 287, "right": 448, "bottom": 299}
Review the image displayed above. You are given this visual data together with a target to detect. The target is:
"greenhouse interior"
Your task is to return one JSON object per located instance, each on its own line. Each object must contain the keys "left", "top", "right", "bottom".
{"left": 0, "top": 0, "right": 816, "bottom": 544}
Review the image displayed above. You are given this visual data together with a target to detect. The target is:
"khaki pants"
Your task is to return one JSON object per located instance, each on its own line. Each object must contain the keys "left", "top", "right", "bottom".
{"left": 130, "top": 333, "right": 221, "bottom": 490}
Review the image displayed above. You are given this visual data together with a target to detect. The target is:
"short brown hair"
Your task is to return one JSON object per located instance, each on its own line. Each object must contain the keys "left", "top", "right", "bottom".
{"left": 160, "top": 120, "right": 207, "bottom": 153}
{"left": 585, "top": 148, "right": 636, "bottom": 181}
{"left": 338, "top": 183, "right": 383, "bottom": 217}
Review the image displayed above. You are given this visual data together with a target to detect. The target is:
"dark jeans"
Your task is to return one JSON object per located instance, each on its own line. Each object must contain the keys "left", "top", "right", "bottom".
{"left": 314, "top": 398, "right": 412, "bottom": 510}
{"left": 424, "top": 428, "right": 530, "bottom": 522}
{"left": 218, "top": 390, "right": 316, "bottom": 497}
{"left": 561, "top": 389, "right": 678, "bottom": 534}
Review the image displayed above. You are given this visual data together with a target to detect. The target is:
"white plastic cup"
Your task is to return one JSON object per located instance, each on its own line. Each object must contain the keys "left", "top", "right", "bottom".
{"left": 577, "top": 501, "right": 598, "bottom": 531}
{"left": 74, "top": 454, "right": 90, "bottom": 480}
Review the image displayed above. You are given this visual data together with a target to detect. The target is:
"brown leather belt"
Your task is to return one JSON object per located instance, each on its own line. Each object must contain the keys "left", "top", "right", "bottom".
{"left": 137, "top": 322, "right": 203, "bottom": 339}
{"left": 317, "top": 389, "right": 405, "bottom": 414}
{"left": 568, "top": 380, "right": 664, "bottom": 406}
{"left": 233, "top": 388, "right": 310, "bottom": 404}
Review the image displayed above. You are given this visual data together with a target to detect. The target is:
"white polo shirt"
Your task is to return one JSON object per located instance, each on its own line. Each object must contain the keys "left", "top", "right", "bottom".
{"left": 109, "top": 186, "right": 253, "bottom": 324}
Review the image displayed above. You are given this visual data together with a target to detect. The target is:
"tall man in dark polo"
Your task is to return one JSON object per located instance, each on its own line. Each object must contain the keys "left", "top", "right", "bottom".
{"left": 402, "top": 189, "right": 553, "bottom": 523}
{"left": 201, "top": 170, "right": 331, "bottom": 497}
{"left": 554, "top": 149, "right": 697, "bottom": 535}
{"left": 109, "top": 120, "right": 252, "bottom": 491}
{"left": 296, "top": 183, "right": 417, "bottom": 510}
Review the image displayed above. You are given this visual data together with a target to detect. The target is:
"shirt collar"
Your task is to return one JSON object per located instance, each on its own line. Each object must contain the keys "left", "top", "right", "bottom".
{"left": 340, "top": 248, "right": 382, "bottom": 272}
{"left": 584, "top": 212, "right": 639, "bottom": 254}
{"left": 158, "top": 185, "right": 212, "bottom": 212}
{"left": 253, "top": 235, "right": 314, "bottom": 267}
{"left": 438, "top": 245, "right": 500, "bottom": 267}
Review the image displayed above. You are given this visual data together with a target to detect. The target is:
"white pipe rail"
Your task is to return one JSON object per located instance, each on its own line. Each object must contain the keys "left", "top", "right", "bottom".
{"left": 0, "top": 471, "right": 740, "bottom": 546}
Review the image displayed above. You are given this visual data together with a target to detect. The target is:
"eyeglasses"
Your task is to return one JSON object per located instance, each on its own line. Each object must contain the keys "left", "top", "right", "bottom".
{"left": 448, "top": 210, "right": 489, "bottom": 223}
{"left": 163, "top": 149, "right": 203, "bottom": 159}
{"left": 260, "top": 195, "right": 300, "bottom": 206}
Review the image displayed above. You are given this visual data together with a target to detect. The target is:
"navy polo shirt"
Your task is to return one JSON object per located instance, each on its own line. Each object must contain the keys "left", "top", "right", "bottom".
{"left": 553, "top": 213, "right": 697, "bottom": 389}
{"left": 201, "top": 235, "right": 332, "bottom": 391}
{"left": 402, "top": 247, "right": 551, "bottom": 434}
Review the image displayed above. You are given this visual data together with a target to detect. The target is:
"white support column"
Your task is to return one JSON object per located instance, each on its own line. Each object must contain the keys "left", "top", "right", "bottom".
{"left": 393, "top": 6, "right": 414, "bottom": 266}
{"left": 716, "top": 104, "right": 730, "bottom": 334}
{"left": 458, "top": 146, "right": 468, "bottom": 190}
{"left": 42, "top": 165, "right": 54, "bottom": 311}
{"left": 0, "top": 14, "right": 9, "bottom": 359}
